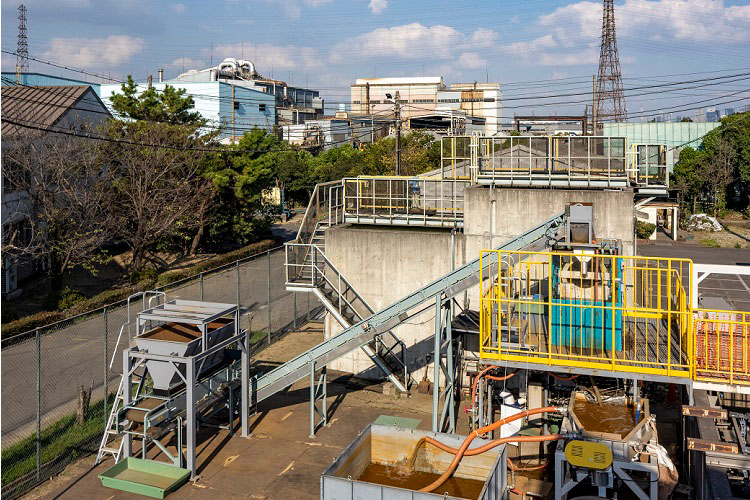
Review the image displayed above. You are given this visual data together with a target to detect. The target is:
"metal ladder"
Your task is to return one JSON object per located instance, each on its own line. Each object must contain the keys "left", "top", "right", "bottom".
{"left": 96, "top": 377, "right": 125, "bottom": 464}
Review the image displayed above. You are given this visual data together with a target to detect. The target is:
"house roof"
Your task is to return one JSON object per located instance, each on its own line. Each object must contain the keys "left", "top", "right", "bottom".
{"left": 1, "top": 85, "right": 106, "bottom": 137}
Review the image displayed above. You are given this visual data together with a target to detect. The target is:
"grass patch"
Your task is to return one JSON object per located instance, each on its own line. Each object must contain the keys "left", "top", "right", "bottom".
{"left": 1, "top": 397, "right": 108, "bottom": 487}
{"left": 700, "top": 238, "right": 721, "bottom": 248}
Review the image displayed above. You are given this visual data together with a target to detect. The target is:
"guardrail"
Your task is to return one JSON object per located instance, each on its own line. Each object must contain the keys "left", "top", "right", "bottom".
{"left": 479, "top": 250, "right": 750, "bottom": 388}
{"left": 342, "top": 176, "right": 470, "bottom": 227}
{"left": 479, "top": 251, "right": 693, "bottom": 379}
{"left": 694, "top": 309, "right": 750, "bottom": 386}
{"left": 475, "top": 136, "right": 628, "bottom": 188}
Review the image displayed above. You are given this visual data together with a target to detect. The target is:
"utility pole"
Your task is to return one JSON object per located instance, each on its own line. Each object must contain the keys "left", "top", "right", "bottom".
{"left": 395, "top": 91, "right": 402, "bottom": 176}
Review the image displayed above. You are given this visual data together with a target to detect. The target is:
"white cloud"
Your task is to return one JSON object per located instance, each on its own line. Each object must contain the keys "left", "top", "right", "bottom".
{"left": 457, "top": 52, "right": 486, "bottom": 69}
{"left": 210, "top": 42, "right": 322, "bottom": 71}
{"left": 170, "top": 3, "right": 186, "bottom": 14}
{"left": 500, "top": 34, "right": 557, "bottom": 54}
{"left": 470, "top": 28, "right": 499, "bottom": 48}
{"left": 41, "top": 35, "right": 144, "bottom": 69}
{"left": 305, "top": 0, "right": 333, "bottom": 5}
{"left": 330, "top": 23, "right": 499, "bottom": 63}
{"left": 539, "top": 0, "right": 750, "bottom": 44}
{"left": 368, "top": 0, "right": 388, "bottom": 14}
{"left": 170, "top": 57, "right": 205, "bottom": 72}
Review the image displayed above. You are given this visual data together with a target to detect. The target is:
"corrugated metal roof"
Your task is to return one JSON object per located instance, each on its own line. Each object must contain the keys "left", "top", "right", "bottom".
{"left": 1, "top": 85, "right": 95, "bottom": 137}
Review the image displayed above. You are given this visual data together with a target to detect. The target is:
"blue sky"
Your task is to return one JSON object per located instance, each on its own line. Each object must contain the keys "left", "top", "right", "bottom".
{"left": 2, "top": 0, "right": 750, "bottom": 118}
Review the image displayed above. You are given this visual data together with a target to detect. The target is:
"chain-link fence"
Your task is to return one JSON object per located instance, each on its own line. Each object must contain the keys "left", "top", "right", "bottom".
{"left": 0, "top": 247, "right": 322, "bottom": 499}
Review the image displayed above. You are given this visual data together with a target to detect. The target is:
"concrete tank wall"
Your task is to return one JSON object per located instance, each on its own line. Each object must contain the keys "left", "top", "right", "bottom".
{"left": 324, "top": 225, "right": 466, "bottom": 383}
{"left": 463, "top": 186, "right": 635, "bottom": 259}
{"left": 322, "top": 187, "right": 635, "bottom": 383}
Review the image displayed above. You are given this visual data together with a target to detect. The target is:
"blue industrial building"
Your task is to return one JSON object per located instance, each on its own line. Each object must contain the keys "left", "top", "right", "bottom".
{"left": 99, "top": 81, "right": 276, "bottom": 139}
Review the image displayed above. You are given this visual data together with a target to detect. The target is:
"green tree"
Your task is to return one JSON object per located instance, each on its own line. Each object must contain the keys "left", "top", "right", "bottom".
{"left": 109, "top": 76, "right": 204, "bottom": 125}
{"left": 200, "top": 129, "right": 284, "bottom": 247}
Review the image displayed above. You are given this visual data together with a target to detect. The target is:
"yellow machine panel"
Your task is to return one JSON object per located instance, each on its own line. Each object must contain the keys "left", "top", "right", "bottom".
{"left": 564, "top": 440, "right": 613, "bottom": 470}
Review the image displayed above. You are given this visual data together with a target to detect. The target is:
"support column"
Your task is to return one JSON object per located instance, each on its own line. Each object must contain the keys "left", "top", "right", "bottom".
{"left": 186, "top": 358, "right": 196, "bottom": 477}
{"left": 241, "top": 318, "right": 249, "bottom": 437}
{"left": 432, "top": 295, "right": 442, "bottom": 433}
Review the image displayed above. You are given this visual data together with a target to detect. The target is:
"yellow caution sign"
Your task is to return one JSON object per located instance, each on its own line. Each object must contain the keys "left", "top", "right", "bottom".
{"left": 564, "top": 440, "right": 613, "bottom": 470}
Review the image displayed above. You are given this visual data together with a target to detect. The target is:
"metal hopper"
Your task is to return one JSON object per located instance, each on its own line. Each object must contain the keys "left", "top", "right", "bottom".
{"left": 134, "top": 300, "right": 238, "bottom": 392}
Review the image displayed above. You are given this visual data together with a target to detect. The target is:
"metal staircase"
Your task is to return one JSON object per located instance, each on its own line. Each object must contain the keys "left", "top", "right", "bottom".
{"left": 286, "top": 241, "right": 409, "bottom": 392}
{"left": 251, "top": 212, "right": 566, "bottom": 408}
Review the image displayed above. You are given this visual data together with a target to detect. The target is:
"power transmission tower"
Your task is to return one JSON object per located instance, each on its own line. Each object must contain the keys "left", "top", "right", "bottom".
{"left": 595, "top": 0, "right": 626, "bottom": 125}
{"left": 15, "top": 4, "right": 28, "bottom": 84}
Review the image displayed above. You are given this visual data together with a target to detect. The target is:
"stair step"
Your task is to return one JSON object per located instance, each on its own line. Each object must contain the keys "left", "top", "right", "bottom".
{"left": 101, "top": 447, "right": 120, "bottom": 454}
{"left": 106, "top": 429, "right": 119, "bottom": 435}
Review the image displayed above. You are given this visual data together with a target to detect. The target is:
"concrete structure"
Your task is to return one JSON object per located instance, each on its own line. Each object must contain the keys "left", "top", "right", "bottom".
{"left": 350, "top": 77, "right": 502, "bottom": 136}
{"left": 1, "top": 85, "right": 111, "bottom": 295}
{"left": 323, "top": 187, "right": 634, "bottom": 383}
{"left": 170, "top": 58, "right": 323, "bottom": 126}
{"left": 99, "top": 81, "right": 275, "bottom": 139}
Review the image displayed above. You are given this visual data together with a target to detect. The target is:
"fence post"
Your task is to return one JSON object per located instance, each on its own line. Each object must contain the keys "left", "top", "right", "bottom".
{"left": 267, "top": 250, "right": 272, "bottom": 344}
{"left": 36, "top": 327, "right": 41, "bottom": 481}
{"left": 236, "top": 261, "right": 241, "bottom": 312}
{"left": 103, "top": 306, "right": 108, "bottom": 429}
{"left": 307, "top": 292, "right": 310, "bottom": 322}
{"left": 200, "top": 273, "right": 204, "bottom": 301}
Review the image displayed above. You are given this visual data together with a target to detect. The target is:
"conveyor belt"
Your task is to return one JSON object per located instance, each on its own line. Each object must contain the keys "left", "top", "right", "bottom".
{"left": 250, "top": 212, "right": 565, "bottom": 405}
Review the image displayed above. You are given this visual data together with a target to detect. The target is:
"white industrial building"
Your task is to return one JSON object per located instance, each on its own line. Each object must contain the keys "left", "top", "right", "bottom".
{"left": 350, "top": 77, "right": 502, "bottom": 136}
{"left": 171, "top": 58, "right": 324, "bottom": 126}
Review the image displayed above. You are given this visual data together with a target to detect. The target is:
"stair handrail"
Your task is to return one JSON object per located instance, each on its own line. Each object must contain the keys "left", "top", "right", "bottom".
{"left": 295, "top": 180, "right": 344, "bottom": 245}
{"left": 303, "top": 243, "right": 410, "bottom": 382}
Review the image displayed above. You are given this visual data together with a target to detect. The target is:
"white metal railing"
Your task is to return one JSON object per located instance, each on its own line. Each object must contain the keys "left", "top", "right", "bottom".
{"left": 342, "top": 176, "right": 470, "bottom": 227}
{"left": 475, "top": 136, "right": 628, "bottom": 188}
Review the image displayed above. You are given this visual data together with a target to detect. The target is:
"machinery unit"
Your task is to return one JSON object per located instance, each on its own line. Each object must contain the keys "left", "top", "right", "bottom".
{"left": 321, "top": 424, "right": 508, "bottom": 500}
{"left": 98, "top": 294, "right": 250, "bottom": 493}
{"left": 556, "top": 391, "right": 660, "bottom": 500}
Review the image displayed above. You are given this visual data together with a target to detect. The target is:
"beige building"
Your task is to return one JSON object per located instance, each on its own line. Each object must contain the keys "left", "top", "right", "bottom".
{"left": 350, "top": 77, "right": 502, "bottom": 136}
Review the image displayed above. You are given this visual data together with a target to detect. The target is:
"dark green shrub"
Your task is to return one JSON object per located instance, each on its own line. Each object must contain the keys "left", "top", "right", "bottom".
{"left": 635, "top": 219, "right": 656, "bottom": 239}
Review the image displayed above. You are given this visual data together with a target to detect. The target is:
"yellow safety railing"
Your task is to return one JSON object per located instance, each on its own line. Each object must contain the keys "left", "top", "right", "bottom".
{"left": 693, "top": 309, "right": 750, "bottom": 386}
{"left": 479, "top": 250, "right": 693, "bottom": 379}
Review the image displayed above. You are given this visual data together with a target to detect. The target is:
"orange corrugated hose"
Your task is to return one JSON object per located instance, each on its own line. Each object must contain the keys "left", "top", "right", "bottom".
{"left": 417, "top": 406, "right": 564, "bottom": 493}
{"left": 468, "top": 367, "right": 520, "bottom": 411}
{"left": 506, "top": 457, "right": 549, "bottom": 472}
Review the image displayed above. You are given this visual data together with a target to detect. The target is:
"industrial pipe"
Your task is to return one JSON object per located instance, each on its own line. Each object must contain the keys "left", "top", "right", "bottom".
{"left": 468, "top": 367, "right": 520, "bottom": 411}
{"left": 418, "top": 406, "right": 564, "bottom": 493}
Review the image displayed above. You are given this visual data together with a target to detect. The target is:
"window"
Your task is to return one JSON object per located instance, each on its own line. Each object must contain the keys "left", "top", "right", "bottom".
{"left": 259, "top": 104, "right": 266, "bottom": 112}
{"left": 233, "top": 101, "right": 240, "bottom": 110}
{"left": 413, "top": 99, "right": 434, "bottom": 103}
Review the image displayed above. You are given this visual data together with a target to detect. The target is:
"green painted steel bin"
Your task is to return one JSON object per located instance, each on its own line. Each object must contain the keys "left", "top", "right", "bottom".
{"left": 99, "top": 457, "right": 190, "bottom": 498}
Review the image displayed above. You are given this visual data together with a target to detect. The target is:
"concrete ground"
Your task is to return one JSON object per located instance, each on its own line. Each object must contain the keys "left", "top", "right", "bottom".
{"left": 23, "top": 323, "right": 447, "bottom": 500}
{"left": 638, "top": 241, "right": 750, "bottom": 311}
